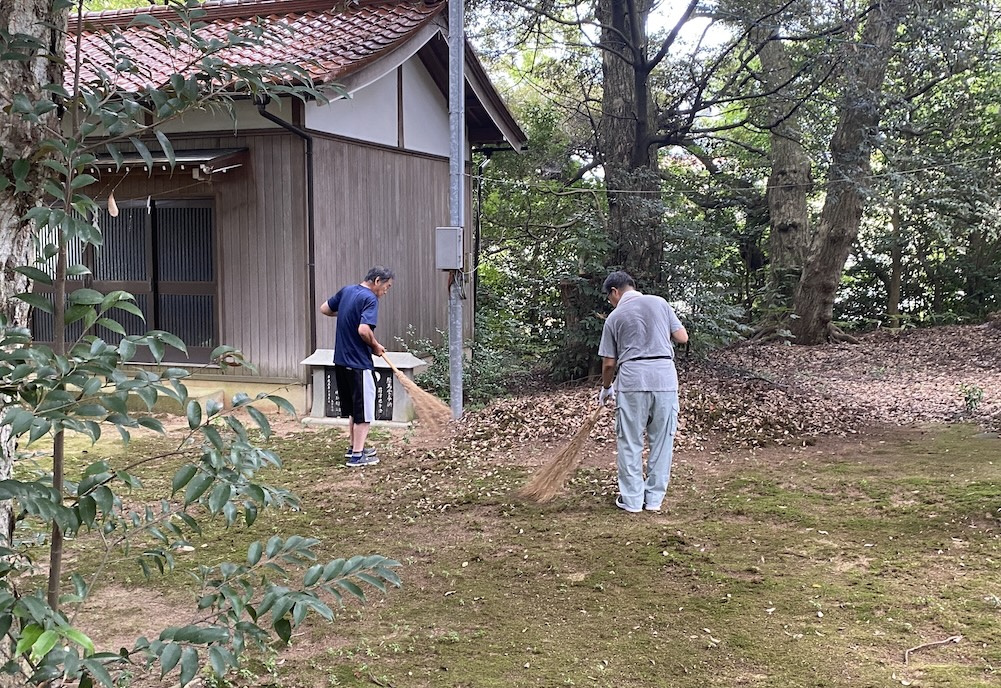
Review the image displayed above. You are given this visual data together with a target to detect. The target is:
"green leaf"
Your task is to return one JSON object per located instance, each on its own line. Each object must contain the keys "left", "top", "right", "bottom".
{"left": 15, "top": 624, "right": 43, "bottom": 656}
{"left": 136, "top": 385, "right": 157, "bottom": 410}
{"left": 159, "top": 641, "right": 181, "bottom": 676}
{"left": 136, "top": 416, "right": 164, "bottom": 433}
{"left": 14, "top": 266, "right": 53, "bottom": 285}
{"left": 15, "top": 292, "right": 53, "bottom": 314}
{"left": 112, "top": 301, "right": 144, "bottom": 319}
{"left": 266, "top": 394, "right": 297, "bottom": 416}
{"left": 12, "top": 159, "right": 30, "bottom": 193}
{"left": 105, "top": 143, "right": 124, "bottom": 170}
{"left": 81, "top": 657, "right": 116, "bottom": 687}
{"left": 303, "top": 564, "right": 323, "bottom": 587}
{"left": 129, "top": 13, "right": 163, "bottom": 29}
{"left": 130, "top": 137, "right": 155, "bottom": 173}
{"left": 171, "top": 465, "right": 198, "bottom": 496}
{"left": 77, "top": 495, "right": 97, "bottom": 527}
{"left": 178, "top": 646, "right": 199, "bottom": 686}
{"left": 4, "top": 407, "right": 35, "bottom": 436}
{"left": 64, "top": 303, "right": 95, "bottom": 327}
{"left": 335, "top": 579, "right": 366, "bottom": 601}
{"left": 207, "top": 483, "right": 231, "bottom": 514}
{"left": 205, "top": 398, "right": 223, "bottom": 417}
{"left": 185, "top": 400, "right": 201, "bottom": 430}
{"left": 247, "top": 541, "right": 262, "bottom": 566}
{"left": 244, "top": 502, "right": 258, "bottom": 526}
{"left": 60, "top": 627, "right": 96, "bottom": 656}
{"left": 154, "top": 130, "right": 175, "bottom": 167}
{"left": 208, "top": 645, "right": 227, "bottom": 677}
{"left": 149, "top": 338, "right": 165, "bottom": 363}
{"left": 68, "top": 289, "right": 106, "bottom": 306}
{"left": 28, "top": 418, "right": 52, "bottom": 445}
{"left": 96, "top": 318, "right": 126, "bottom": 335}
{"left": 246, "top": 405, "right": 271, "bottom": 438}
{"left": 29, "top": 628, "right": 58, "bottom": 661}
{"left": 81, "top": 377, "right": 103, "bottom": 397}
{"left": 118, "top": 338, "right": 137, "bottom": 361}
{"left": 71, "top": 174, "right": 98, "bottom": 190}
{"left": 184, "top": 474, "right": 213, "bottom": 506}
{"left": 41, "top": 159, "right": 70, "bottom": 176}
{"left": 274, "top": 617, "right": 292, "bottom": 645}
{"left": 150, "top": 330, "right": 186, "bottom": 352}
{"left": 92, "top": 485, "right": 114, "bottom": 515}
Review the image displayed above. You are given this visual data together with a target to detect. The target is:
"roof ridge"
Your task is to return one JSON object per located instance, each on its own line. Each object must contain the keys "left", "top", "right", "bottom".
{"left": 78, "top": 0, "right": 444, "bottom": 26}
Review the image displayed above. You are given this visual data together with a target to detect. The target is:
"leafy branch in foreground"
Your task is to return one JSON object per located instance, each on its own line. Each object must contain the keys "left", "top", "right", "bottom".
{"left": 0, "top": 1, "right": 396, "bottom": 685}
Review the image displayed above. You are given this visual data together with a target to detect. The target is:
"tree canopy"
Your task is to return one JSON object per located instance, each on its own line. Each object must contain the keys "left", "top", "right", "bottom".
{"left": 469, "top": 0, "right": 1001, "bottom": 377}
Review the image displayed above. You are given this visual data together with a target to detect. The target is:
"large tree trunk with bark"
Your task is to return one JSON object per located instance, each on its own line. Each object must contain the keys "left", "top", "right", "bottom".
{"left": 758, "top": 35, "right": 812, "bottom": 307}
{"left": 597, "top": 0, "right": 662, "bottom": 285}
{"left": 0, "top": 1, "right": 67, "bottom": 543}
{"left": 791, "top": 1, "right": 909, "bottom": 344}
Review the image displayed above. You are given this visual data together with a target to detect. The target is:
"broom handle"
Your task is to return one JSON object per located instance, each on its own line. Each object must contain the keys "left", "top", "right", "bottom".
{"left": 381, "top": 353, "right": 402, "bottom": 376}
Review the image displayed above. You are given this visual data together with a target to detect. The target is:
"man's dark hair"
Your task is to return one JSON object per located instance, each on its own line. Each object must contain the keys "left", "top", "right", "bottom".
{"left": 365, "top": 266, "right": 395, "bottom": 283}
{"left": 602, "top": 270, "right": 635, "bottom": 295}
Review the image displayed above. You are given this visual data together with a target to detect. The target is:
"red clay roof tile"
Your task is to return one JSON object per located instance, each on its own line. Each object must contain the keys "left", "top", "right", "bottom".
{"left": 67, "top": 0, "right": 446, "bottom": 92}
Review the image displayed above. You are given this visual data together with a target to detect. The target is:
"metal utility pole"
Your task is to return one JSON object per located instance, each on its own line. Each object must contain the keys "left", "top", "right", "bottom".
{"left": 447, "top": 0, "right": 464, "bottom": 419}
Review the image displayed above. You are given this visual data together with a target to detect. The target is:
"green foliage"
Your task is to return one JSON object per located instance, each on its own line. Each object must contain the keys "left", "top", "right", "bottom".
{"left": 959, "top": 383, "right": 985, "bottom": 415}
{"left": 0, "top": 322, "right": 403, "bottom": 685}
{"left": 402, "top": 321, "right": 533, "bottom": 407}
{"left": 0, "top": 1, "right": 398, "bottom": 686}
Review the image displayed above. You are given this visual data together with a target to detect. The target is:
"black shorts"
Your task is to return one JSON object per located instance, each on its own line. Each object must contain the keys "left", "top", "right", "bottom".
{"left": 334, "top": 365, "right": 376, "bottom": 424}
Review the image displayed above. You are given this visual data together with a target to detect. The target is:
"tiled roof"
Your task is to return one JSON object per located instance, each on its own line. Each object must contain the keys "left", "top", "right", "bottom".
{"left": 67, "top": 0, "right": 446, "bottom": 92}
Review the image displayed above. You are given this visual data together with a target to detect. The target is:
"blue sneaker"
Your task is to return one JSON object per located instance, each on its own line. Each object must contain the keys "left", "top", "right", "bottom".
{"left": 346, "top": 451, "right": 379, "bottom": 467}
{"left": 343, "top": 447, "right": 378, "bottom": 461}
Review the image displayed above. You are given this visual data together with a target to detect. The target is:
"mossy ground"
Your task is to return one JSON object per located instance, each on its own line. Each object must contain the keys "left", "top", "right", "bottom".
{"left": 41, "top": 422, "right": 1001, "bottom": 687}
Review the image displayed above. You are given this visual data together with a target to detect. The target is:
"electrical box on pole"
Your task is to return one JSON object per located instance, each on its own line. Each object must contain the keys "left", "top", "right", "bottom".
{"left": 435, "top": 226, "right": 463, "bottom": 270}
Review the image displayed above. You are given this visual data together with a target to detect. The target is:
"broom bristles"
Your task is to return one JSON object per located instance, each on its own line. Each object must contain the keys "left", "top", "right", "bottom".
{"left": 518, "top": 405, "right": 606, "bottom": 503}
{"left": 382, "top": 355, "right": 452, "bottom": 431}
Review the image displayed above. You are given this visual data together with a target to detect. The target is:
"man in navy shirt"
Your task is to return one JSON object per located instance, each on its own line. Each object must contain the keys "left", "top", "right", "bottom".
{"left": 320, "top": 266, "right": 394, "bottom": 467}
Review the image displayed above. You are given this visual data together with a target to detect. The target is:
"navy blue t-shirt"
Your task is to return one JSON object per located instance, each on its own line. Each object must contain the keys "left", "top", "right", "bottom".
{"left": 327, "top": 284, "right": 379, "bottom": 369}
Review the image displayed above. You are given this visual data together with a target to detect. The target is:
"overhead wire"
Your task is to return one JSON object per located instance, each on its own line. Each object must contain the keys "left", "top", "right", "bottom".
{"left": 468, "top": 152, "right": 1000, "bottom": 197}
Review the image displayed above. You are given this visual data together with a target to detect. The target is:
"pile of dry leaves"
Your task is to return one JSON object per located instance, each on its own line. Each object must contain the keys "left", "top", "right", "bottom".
{"left": 449, "top": 324, "right": 1001, "bottom": 453}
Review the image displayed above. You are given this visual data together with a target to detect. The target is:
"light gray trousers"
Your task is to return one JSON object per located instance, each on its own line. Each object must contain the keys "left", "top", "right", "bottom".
{"left": 615, "top": 390, "right": 679, "bottom": 511}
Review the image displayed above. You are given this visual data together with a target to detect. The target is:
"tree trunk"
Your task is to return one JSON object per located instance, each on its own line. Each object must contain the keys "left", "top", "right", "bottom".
{"left": 758, "top": 35, "right": 812, "bottom": 307}
{"left": 966, "top": 228, "right": 989, "bottom": 318}
{"left": 791, "top": 1, "right": 909, "bottom": 344}
{"left": 887, "top": 202, "right": 902, "bottom": 328}
{"left": 1, "top": 0, "right": 66, "bottom": 540}
{"left": 597, "top": 0, "right": 662, "bottom": 286}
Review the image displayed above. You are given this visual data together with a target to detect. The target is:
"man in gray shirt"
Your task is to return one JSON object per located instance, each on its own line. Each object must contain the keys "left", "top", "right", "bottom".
{"left": 597, "top": 271, "right": 688, "bottom": 513}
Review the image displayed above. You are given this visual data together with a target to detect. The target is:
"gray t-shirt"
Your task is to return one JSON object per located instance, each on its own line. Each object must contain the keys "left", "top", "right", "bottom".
{"left": 598, "top": 290, "right": 683, "bottom": 392}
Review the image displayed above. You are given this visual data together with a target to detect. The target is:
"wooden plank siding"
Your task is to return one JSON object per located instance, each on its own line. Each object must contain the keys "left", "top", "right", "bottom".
{"left": 90, "top": 130, "right": 308, "bottom": 381}
{"left": 87, "top": 127, "right": 473, "bottom": 383}
{"left": 311, "top": 134, "right": 473, "bottom": 357}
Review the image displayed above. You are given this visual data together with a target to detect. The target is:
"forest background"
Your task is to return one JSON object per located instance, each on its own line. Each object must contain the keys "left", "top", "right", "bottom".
{"left": 65, "top": 0, "right": 1001, "bottom": 393}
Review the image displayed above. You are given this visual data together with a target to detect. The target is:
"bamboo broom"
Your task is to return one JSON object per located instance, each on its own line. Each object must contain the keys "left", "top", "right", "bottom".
{"left": 518, "top": 404, "right": 607, "bottom": 503}
{"left": 381, "top": 353, "right": 452, "bottom": 431}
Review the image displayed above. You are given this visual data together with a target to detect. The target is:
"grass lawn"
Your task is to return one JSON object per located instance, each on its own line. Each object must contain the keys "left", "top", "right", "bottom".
{"left": 45, "top": 420, "right": 1001, "bottom": 688}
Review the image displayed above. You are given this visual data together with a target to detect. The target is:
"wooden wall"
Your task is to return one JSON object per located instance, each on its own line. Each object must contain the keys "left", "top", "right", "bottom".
{"left": 94, "top": 130, "right": 308, "bottom": 380}
{"left": 311, "top": 134, "right": 473, "bottom": 356}
{"left": 93, "top": 128, "right": 471, "bottom": 382}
